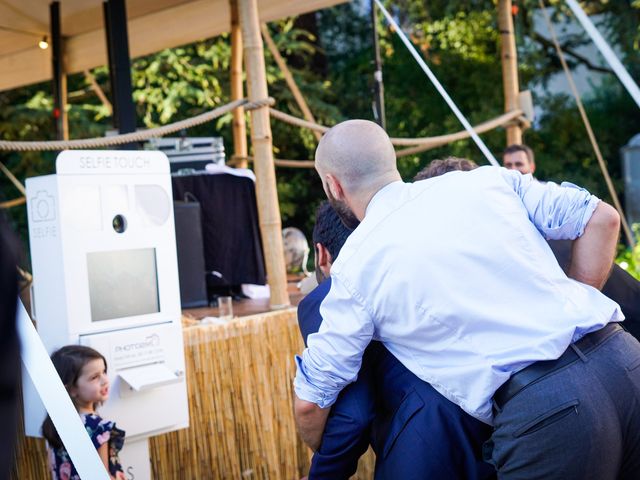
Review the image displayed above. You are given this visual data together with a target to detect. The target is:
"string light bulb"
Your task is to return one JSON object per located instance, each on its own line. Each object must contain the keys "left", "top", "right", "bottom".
{"left": 38, "top": 36, "right": 49, "bottom": 49}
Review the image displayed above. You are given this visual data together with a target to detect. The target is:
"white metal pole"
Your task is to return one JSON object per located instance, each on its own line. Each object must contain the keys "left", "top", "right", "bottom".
{"left": 374, "top": 0, "right": 499, "bottom": 166}
{"left": 565, "top": 0, "right": 640, "bottom": 109}
{"left": 17, "top": 300, "right": 109, "bottom": 480}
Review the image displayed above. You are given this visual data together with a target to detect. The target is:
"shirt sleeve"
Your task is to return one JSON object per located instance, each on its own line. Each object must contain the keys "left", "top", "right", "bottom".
{"left": 309, "top": 346, "right": 377, "bottom": 479}
{"left": 499, "top": 168, "right": 600, "bottom": 240}
{"left": 294, "top": 274, "right": 375, "bottom": 409}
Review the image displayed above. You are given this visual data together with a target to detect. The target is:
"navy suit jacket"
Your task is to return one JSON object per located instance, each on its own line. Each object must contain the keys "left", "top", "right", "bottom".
{"left": 298, "top": 279, "right": 376, "bottom": 478}
{"left": 297, "top": 279, "right": 495, "bottom": 480}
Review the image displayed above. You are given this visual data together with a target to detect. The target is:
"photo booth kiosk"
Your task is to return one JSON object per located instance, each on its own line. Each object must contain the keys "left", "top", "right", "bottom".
{"left": 23, "top": 151, "right": 189, "bottom": 478}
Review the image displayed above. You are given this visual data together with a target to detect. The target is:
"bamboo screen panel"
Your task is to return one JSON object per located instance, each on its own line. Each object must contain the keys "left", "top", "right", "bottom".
{"left": 12, "top": 308, "right": 375, "bottom": 479}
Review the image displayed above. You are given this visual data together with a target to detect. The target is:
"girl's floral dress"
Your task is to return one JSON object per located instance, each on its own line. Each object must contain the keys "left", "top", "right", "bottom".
{"left": 47, "top": 413, "right": 125, "bottom": 480}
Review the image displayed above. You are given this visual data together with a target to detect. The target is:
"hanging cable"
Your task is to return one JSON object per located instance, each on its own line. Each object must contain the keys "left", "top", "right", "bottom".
{"left": 564, "top": 0, "right": 640, "bottom": 110}
{"left": 373, "top": 0, "right": 499, "bottom": 166}
{"left": 539, "top": 1, "right": 635, "bottom": 247}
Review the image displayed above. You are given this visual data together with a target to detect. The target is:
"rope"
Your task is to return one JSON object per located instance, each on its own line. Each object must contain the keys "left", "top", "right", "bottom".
{"left": 395, "top": 111, "right": 524, "bottom": 156}
{"left": 540, "top": 1, "right": 635, "bottom": 247}
{"left": 0, "top": 98, "right": 274, "bottom": 152}
{"left": 0, "top": 161, "right": 26, "bottom": 194}
{"left": 269, "top": 108, "right": 328, "bottom": 134}
{"left": 270, "top": 107, "right": 523, "bottom": 150}
{"left": 261, "top": 24, "right": 323, "bottom": 142}
{"left": 274, "top": 159, "right": 315, "bottom": 168}
{"left": 0, "top": 197, "right": 26, "bottom": 209}
{"left": 240, "top": 107, "right": 522, "bottom": 167}
{"left": 231, "top": 156, "right": 315, "bottom": 169}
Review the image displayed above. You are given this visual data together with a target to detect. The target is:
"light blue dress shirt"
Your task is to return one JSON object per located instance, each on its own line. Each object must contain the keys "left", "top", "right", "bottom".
{"left": 294, "top": 166, "right": 623, "bottom": 424}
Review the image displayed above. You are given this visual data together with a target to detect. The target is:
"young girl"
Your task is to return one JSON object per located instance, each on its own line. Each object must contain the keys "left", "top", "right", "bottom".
{"left": 42, "top": 345, "right": 126, "bottom": 480}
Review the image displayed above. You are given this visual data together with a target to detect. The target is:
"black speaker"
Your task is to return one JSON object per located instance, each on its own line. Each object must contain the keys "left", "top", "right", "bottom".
{"left": 174, "top": 200, "right": 208, "bottom": 308}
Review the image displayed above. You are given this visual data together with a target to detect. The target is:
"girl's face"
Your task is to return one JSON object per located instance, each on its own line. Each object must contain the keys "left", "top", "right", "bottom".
{"left": 70, "top": 358, "right": 109, "bottom": 411}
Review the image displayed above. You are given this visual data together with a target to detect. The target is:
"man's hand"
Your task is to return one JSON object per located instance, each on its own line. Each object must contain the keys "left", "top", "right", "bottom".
{"left": 569, "top": 202, "right": 620, "bottom": 290}
{"left": 294, "top": 395, "right": 330, "bottom": 451}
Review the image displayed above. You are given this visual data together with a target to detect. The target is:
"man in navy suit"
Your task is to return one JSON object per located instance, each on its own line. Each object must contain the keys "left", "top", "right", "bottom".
{"left": 297, "top": 201, "right": 495, "bottom": 479}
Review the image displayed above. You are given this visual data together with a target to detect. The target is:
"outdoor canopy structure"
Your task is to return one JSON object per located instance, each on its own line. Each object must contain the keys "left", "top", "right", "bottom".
{"left": 0, "top": 0, "right": 348, "bottom": 308}
{"left": 0, "top": 0, "right": 346, "bottom": 92}
{"left": 1, "top": 0, "right": 638, "bottom": 306}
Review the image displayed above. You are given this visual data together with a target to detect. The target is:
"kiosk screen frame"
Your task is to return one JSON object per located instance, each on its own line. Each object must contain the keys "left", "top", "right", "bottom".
{"left": 87, "top": 248, "right": 160, "bottom": 322}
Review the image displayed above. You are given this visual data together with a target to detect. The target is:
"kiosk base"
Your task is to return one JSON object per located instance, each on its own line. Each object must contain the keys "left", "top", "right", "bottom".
{"left": 119, "top": 437, "right": 151, "bottom": 480}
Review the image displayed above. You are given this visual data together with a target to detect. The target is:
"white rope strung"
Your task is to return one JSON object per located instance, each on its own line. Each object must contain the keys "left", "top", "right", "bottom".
{"left": 373, "top": 0, "right": 500, "bottom": 166}
{"left": 0, "top": 98, "right": 273, "bottom": 151}
{"left": 565, "top": 0, "right": 640, "bottom": 110}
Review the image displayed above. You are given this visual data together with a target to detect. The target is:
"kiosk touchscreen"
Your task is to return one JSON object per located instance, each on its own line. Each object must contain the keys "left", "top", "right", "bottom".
{"left": 23, "top": 151, "right": 189, "bottom": 477}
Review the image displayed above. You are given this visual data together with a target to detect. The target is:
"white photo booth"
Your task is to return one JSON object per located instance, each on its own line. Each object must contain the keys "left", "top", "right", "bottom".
{"left": 23, "top": 151, "right": 189, "bottom": 478}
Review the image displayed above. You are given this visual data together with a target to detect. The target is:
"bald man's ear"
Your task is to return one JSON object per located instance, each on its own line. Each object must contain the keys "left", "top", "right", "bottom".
{"left": 325, "top": 174, "right": 346, "bottom": 201}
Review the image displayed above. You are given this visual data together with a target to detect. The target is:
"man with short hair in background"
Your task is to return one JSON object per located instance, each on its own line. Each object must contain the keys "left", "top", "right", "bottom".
{"left": 503, "top": 144, "right": 535, "bottom": 175}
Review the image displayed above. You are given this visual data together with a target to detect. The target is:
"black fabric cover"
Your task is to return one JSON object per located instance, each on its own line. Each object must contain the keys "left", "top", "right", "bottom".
{"left": 173, "top": 201, "right": 208, "bottom": 308}
{"left": 171, "top": 174, "right": 266, "bottom": 287}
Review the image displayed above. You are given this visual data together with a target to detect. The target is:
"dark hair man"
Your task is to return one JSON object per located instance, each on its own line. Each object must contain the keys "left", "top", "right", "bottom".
{"left": 503, "top": 144, "right": 535, "bottom": 175}
{"left": 295, "top": 120, "right": 640, "bottom": 478}
{"left": 298, "top": 201, "right": 494, "bottom": 479}
{"left": 311, "top": 201, "right": 353, "bottom": 285}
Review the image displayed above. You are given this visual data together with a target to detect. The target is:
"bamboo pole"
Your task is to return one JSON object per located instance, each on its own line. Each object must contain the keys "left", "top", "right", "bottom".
{"left": 230, "top": 0, "right": 248, "bottom": 168}
{"left": 238, "top": 0, "right": 290, "bottom": 308}
{"left": 261, "top": 24, "right": 322, "bottom": 142}
{"left": 498, "top": 0, "right": 522, "bottom": 146}
{"left": 84, "top": 70, "right": 113, "bottom": 115}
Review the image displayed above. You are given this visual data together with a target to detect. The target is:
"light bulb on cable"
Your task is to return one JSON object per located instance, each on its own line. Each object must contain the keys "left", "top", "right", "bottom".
{"left": 38, "top": 36, "right": 49, "bottom": 50}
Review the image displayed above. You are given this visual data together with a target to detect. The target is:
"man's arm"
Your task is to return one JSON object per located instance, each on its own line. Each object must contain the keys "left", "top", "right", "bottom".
{"left": 294, "top": 275, "right": 374, "bottom": 448}
{"left": 569, "top": 202, "right": 619, "bottom": 289}
{"left": 294, "top": 396, "right": 331, "bottom": 451}
{"left": 295, "top": 279, "right": 378, "bottom": 477}
{"left": 501, "top": 169, "right": 619, "bottom": 290}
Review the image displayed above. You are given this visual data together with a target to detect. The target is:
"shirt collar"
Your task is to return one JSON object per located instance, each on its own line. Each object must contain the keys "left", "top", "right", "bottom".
{"left": 365, "top": 180, "right": 404, "bottom": 217}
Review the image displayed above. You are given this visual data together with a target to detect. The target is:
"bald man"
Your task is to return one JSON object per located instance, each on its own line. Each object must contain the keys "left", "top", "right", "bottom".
{"left": 294, "top": 120, "right": 640, "bottom": 479}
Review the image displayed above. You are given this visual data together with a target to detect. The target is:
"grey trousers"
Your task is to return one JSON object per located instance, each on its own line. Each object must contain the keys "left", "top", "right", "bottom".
{"left": 486, "top": 327, "right": 640, "bottom": 479}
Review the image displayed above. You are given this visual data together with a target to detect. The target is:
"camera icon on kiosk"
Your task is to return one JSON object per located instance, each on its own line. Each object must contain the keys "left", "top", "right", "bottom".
{"left": 30, "top": 190, "right": 56, "bottom": 222}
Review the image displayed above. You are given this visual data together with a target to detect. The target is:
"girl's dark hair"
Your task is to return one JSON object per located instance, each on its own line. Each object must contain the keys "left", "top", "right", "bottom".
{"left": 41, "top": 345, "right": 107, "bottom": 449}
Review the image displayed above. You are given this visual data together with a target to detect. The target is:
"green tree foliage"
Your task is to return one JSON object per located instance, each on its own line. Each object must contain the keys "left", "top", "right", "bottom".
{"left": 1, "top": 1, "right": 639, "bottom": 266}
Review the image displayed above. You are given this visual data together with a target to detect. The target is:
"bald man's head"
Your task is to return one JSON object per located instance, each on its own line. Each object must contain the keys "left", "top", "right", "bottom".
{"left": 315, "top": 120, "right": 398, "bottom": 196}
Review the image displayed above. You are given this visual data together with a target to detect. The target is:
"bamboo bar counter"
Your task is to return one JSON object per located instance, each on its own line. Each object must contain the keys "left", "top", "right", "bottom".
{"left": 12, "top": 304, "right": 375, "bottom": 479}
